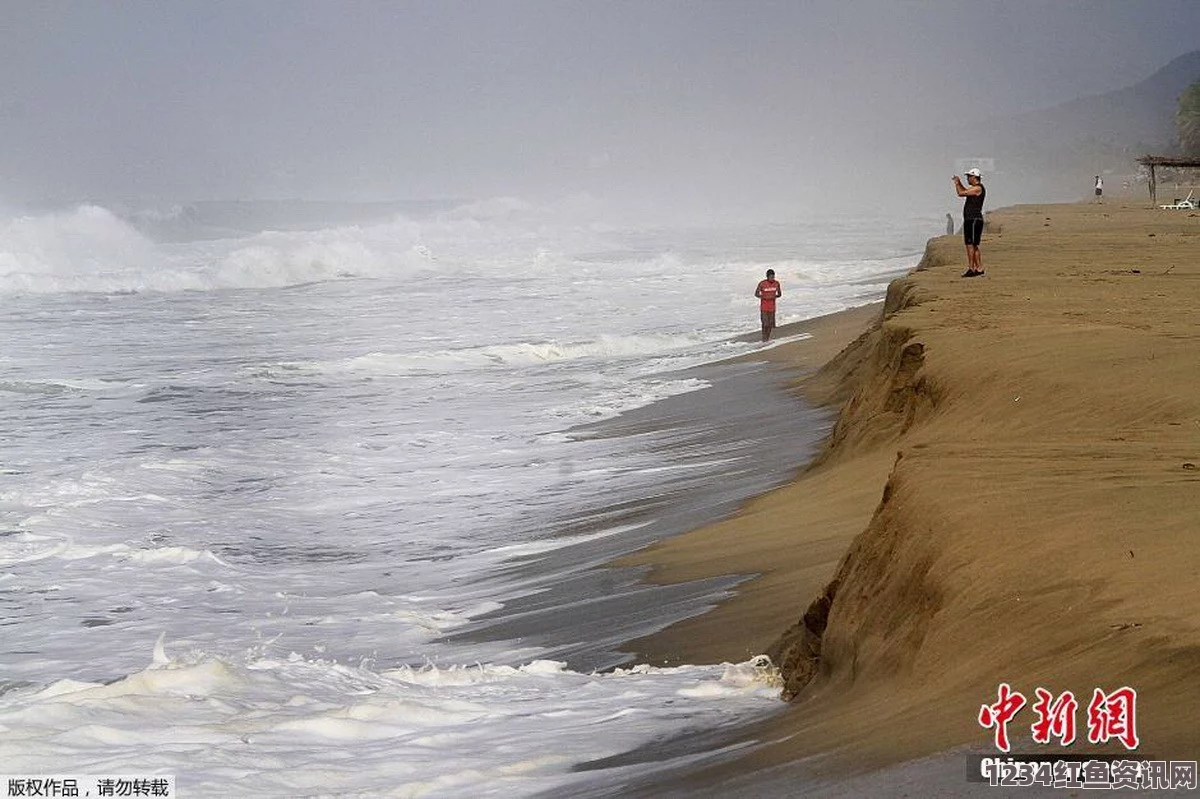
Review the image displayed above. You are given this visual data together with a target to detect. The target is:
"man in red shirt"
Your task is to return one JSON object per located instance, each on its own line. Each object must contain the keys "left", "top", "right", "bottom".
{"left": 754, "top": 269, "right": 782, "bottom": 342}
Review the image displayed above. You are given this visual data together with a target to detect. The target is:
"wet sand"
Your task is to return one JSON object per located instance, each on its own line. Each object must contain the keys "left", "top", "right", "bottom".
{"left": 442, "top": 356, "right": 835, "bottom": 673}
{"left": 620, "top": 201, "right": 1200, "bottom": 793}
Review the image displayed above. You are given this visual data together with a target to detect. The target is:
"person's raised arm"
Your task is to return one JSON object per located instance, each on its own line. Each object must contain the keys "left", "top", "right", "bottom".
{"left": 953, "top": 176, "right": 982, "bottom": 197}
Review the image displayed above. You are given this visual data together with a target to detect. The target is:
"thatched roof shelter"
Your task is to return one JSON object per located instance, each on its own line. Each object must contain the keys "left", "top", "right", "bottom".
{"left": 1137, "top": 155, "right": 1200, "bottom": 204}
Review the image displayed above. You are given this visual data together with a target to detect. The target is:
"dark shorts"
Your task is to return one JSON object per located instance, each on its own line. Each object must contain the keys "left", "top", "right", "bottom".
{"left": 760, "top": 310, "right": 776, "bottom": 328}
{"left": 1095, "top": 188, "right": 1103, "bottom": 196}
{"left": 963, "top": 217, "right": 984, "bottom": 247}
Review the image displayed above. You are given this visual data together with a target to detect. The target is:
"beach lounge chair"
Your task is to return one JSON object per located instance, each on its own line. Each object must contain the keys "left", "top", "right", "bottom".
{"left": 1159, "top": 190, "right": 1196, "bottom": 210}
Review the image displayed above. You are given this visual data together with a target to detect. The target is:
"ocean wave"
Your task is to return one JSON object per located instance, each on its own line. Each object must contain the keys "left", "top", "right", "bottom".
{"left": 0, "top": 195, "right": 684, "bottom": 296}
{"left": 0, "top": 628, "right": 782, "bottom": 795}
{"left": 0, "top": 205, "right": 166, "bottom": 294}
{"left": 260, "top": 333, "right": 717, "bottom": 380}
{"left": 0, "top": 204, "right": 438, "bottom": 295}
{"left": 0, "top": 377, "right": 136, "bottom": 396}
{"left": 0, "top": 532, "right": 70, "bottom": 565}
{"left": 540, "top": 374, "right": 711, "bottom": 424}
{"left": 0, "top": 533, "right": 228, "bottom": 568}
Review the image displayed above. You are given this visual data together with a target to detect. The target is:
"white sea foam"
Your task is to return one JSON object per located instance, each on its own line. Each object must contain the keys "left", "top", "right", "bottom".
{"left": 0, "top": 533, "right": 69, "bottom": 565}
{"left": 0, "top": 205, "right": 433, "bottom": 294}
{"left": 0, "top": 377, "right": 124, "bottom": 395}
{"left": 209, "top": 224, "right": 436, "bottom": 289}
{"left": 53, "top": 543, "right": 228, "bottom": 567}
{"left": 0, "top": 643, "right": 783, "bottom": 797}
{"left": 0, "top": 206, "right": 160, "bottom": 294}
{"left": 269, "top": 332, "right": 718, "bottom": 379}
{"left": 0, "top": 198, "right": 934, "bottom": 793}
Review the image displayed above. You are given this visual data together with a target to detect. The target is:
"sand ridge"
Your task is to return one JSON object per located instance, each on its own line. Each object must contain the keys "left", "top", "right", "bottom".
{"left": 620, "top": 201, "right": 1200, "bottom": 779}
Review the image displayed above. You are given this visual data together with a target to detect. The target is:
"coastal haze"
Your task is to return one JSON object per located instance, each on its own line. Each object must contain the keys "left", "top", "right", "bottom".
{"left": 2, "top": 1, "right": 1199, "bottom": 211}
{"left": 2, "top": 3, "right": 1199, "bottom": 797}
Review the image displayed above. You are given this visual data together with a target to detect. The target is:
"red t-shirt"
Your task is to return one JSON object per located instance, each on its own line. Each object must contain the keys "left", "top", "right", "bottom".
{"left": 757, "top": 279, "right": 780, "bottom": 312}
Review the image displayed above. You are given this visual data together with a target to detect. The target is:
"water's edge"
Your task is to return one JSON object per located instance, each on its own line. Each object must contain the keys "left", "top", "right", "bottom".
{"left": 441, "top": 355, "right": 831, "bottom": 674}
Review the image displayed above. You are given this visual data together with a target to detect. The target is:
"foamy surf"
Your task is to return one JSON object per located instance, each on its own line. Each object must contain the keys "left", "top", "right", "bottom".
{"left": 0, "top": 198, "right": 932, "bottom": 793}
{"left": 0, "top": 639, "right": 783, "bottom": 797}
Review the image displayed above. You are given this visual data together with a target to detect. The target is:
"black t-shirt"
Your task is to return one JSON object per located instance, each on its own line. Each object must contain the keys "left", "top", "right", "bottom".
{"left": 963, "top": 185, "right": 986, "bottom": 219}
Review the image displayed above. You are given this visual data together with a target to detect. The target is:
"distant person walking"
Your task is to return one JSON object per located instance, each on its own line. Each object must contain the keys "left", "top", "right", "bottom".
{"left": 755, "top": 269, "right": 781, "bottom": 342}
{"left": 953, "top": 167, "right": 986, "bottom": 278}
{"left": 945, "top": 213, "right": 955, "bottom": 236}
{"left": 1094, "top": 175, "right": 1104, "bottom": 202}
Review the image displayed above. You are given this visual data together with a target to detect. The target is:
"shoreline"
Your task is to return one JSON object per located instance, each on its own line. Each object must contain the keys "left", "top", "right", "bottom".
{"left": 613, "top": 301, "right": 889, "bottom": 669}
{"left": 442, "top": 351, "right": 835, "bottom": 673}
{"left": 619, "top": 201, "right": 1200, "bottom": 792}
{"left": 443, "top": 305, "right": 891, "bottom": 676}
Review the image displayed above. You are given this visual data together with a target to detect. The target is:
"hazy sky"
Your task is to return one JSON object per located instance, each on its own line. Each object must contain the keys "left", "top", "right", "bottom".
{"left": 2, "top": 0, "right": 1198, "bottom": 205}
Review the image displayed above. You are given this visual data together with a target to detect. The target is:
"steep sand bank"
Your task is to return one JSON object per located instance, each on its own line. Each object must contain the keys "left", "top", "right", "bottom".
{"left": 622, "top": 201, "right": 1200, "bottom": 780}
{"left": 614, "top": 302, "right": 888, "bottom": 668}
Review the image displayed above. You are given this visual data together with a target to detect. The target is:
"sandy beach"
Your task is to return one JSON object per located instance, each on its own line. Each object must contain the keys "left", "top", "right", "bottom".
{"left": 620, "top": 200, "right": 1200, "bottom": 792}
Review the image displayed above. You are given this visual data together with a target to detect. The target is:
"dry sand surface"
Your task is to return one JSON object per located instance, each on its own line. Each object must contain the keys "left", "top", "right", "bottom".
{"left": 619, "top": 201, "right": 1200, "bottom": 788}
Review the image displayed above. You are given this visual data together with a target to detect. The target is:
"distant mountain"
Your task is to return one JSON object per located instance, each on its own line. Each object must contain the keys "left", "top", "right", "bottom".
{"left": 990, "top": 50, "right": 1199, "bottom": 153}
{"left": 930, "top": 50, "right": 1200, "bottom": 183}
